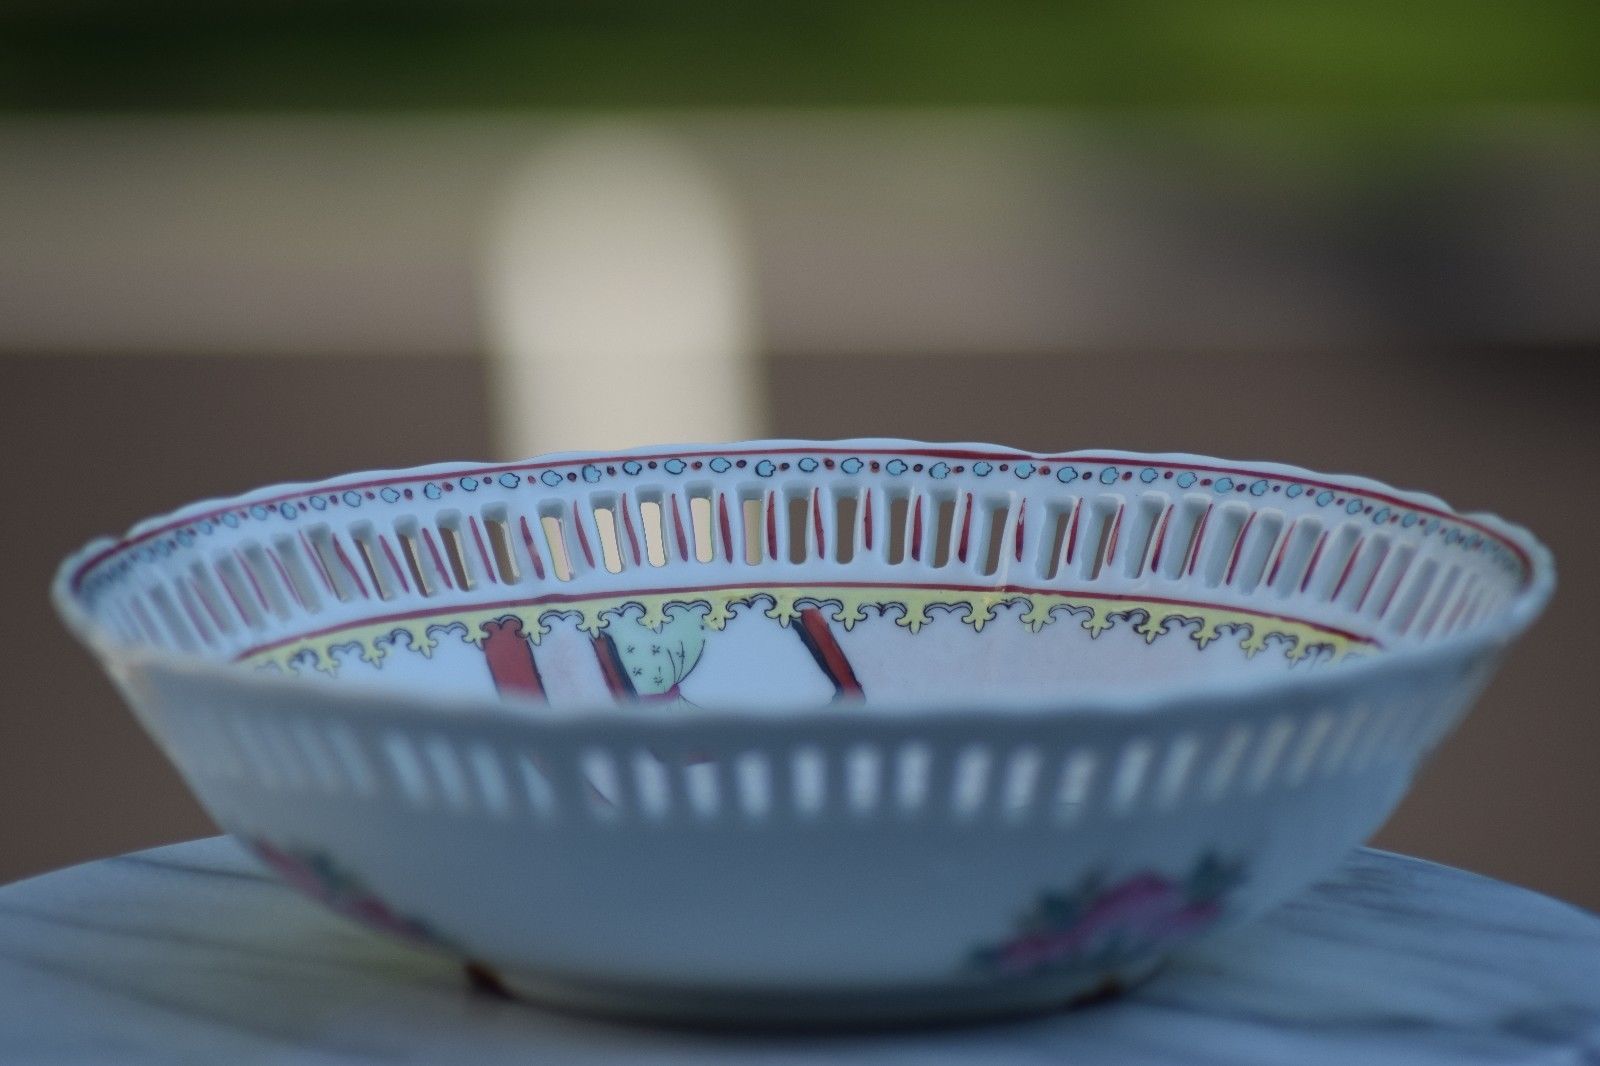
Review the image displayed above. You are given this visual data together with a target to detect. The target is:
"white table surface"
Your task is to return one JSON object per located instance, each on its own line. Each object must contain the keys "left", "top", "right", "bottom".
{"left": 1, "top": 838, "right": 1598, "bottom": 1064}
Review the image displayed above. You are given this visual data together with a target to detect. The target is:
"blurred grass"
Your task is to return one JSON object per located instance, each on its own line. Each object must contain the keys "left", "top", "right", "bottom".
{"left": 1, "top": 0, "right": 1597, "bottom": 112}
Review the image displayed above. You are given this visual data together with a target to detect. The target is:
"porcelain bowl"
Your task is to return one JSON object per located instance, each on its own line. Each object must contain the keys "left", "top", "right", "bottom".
{"left": 53, "top": 441, "right": 1553, "bottom": 1025}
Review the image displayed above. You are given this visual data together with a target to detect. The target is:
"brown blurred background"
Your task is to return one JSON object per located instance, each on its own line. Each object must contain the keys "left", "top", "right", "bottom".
{"left": 2, "top": 4, "right": 1598, "bottom": 907}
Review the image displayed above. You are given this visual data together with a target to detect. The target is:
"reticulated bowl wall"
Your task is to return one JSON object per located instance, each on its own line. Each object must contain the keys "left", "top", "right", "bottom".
{"left": 63, "top": 441, "right": 1539, "bottom": 710}
{"left": 53, "top": 441, "right": 1553, "bottom": 1025}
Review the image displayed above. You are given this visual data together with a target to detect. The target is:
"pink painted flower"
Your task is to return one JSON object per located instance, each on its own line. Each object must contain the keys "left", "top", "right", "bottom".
{"left": 974, "top": 853, "right": 1244, "bottom": 976}
{"left": 249, "top": 839, "right": 441, "bottom": 945}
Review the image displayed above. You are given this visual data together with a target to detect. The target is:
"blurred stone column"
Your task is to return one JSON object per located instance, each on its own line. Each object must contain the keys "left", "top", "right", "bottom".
{"left": 481, "top": 124, "right": 761, "bottom": 459}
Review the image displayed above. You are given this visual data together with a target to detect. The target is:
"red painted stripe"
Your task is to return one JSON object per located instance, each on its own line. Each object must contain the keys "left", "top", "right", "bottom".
{"left": 717, "top": 494, "right": 734, "bottom": 562}
{"left": 1147, "top": 504, "right": 1174, "bottom": 574}
{"left": 216, "top": 566, "right": 252, "bottom": 625}
{"left": 129, "top": 598, "right": 161, "bottom": 643}
{"left": 1064, "top": 497, "right": 1083, "bottom": 567}
{"left": 114, "top": 601, "right": 145, "bottom": 643}
{"left": 480, "top": 617, "right": 545, "bottom": 698}
{"left": 1266, "top": 519, "right": 1299, "bottom": 588}
{"left": 468, "top": 517, "right": 498, "bottom": 584}
{"left": 174, "top": 583, "right": 212, "bottom": 644}
{"left": 329, "top": 535, "right": 370, "bottom": 599}
{"left": 1330, "top": 537, "right": 1364, "bottom": 602}
{"left": 1184, "top": 505, "right": 1213, "bottom": 577}
{"left": 1299, "top": 529, "right": 1330, "bottom": 594}
{"left": 1104, "top": 503, "right": 1125, "bottom": 566}
{"left": 518, "top": 516, "right": 546, "bottom": 580}
{"left": 266, "top": 546, "right": 307, "bottom": 607}
{"left": 420, "top": 528, "right": 453, "bottom": 590}
{"left": 794, "top": 606, "right": 864, "bottom": 698}
{"left": 812, "top": 487, "right": 825, "bottom": 558}
{"left": 232, "top": 579, "right": 1383, "bottom": 663}
{"left": 1413, "top": 578, "right": 1451, "bottom": 638}
{"left": 592, "top": 633, "right": 635, "bottom": 698}
{"left": 1353, "top": 543, "right": 1393, "bottom": 612}
{"left": 69, "top": 448, "right": 1532, "bottom": 591}
{"left": 765, "top": 492, "right": 778, "bottom": 560}
{"left": 1224, "top": 512, "right": 1257, "bottom": 586}
{"left": 299, "top": 530, "right": 337, "bottom": 596}
{"left": 669, "top": 495, "right": 690, "bottom": 562}
{"left": 956, "top": 493, "right": 973, "bottom": 563}
{"left": 235, "top": 550, "right": 272, "bottom": 612}
{"left": 187, "top": 573, "right": 229, "bottom": 633}
{"left": 570, "top": 501, "right": 595, "bottom": 570}
{"left": 620, "top": 498, "right": 642, "bottom": 566}
{"left": 1373, "top": 552, "right": 1414, "bottom": 619}
{"left": 1442, "top": 583, "right": 1478, "bottom": 634}
{"left": 377, "top": 535, "right": 409, "bottom": 594}
{"left": 911, "top": 496, "right": 924, "bottom": 561}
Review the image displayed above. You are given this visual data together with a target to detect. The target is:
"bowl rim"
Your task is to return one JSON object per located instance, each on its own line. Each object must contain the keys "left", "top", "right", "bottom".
{"left": 52, "top": 439, "right": 1556, "bottom": 726}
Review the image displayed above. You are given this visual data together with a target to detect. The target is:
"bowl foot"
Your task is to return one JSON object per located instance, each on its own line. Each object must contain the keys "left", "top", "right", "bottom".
{"left": 464, "top": 957, "right": 1166, "bottom": 1030}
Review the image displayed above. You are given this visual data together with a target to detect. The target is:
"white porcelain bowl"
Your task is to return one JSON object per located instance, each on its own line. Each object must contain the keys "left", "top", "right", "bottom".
{"left": 53, "top": 441, "right": 1553, "bottom": 1025}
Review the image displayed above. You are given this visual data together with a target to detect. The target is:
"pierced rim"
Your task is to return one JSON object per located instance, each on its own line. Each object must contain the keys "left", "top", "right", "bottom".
{"left": 51, "top": 439, "right": 1556, "bottom": 727}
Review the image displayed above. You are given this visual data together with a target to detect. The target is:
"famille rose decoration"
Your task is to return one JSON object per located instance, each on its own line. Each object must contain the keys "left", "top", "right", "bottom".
{"left": 55, "top": 441, "right": 1552, "bottom": 1025}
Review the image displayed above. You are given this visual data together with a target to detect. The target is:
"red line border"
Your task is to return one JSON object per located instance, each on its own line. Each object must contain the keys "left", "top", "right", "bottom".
{"left": 71, "top": 446, "right": 1531, "bottom": 591}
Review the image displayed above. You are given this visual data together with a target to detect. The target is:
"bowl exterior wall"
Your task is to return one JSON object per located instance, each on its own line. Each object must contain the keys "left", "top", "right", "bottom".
{"left": 57, "top": 442, "right": 1549, "bottom": 1020}
{"left": 121, "top": 643, "right": 1492, "bottom": 995}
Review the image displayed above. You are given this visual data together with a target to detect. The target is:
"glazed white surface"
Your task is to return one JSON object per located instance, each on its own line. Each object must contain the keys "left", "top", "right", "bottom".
{"left": 2, "top": 838, "right": 1596, "bottom": 1065}
{"left": 47, "top": 444, "right": 1554, "bottom": 998}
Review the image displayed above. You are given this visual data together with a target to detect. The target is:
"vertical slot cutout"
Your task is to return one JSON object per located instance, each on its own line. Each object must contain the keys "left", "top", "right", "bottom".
{"left": 1167, "top": 497, "right": 1210, "bottom": 579}
{"left": 240, "top": 543, "right": 293, "bottom": 618}
{"left": 188, "top": 563, "right": 235, "bottom": 634}
{"left": 1411, "top": 564, "right": 1461, "bottom": 638}
{"left": 1358, "top": 539, "right": 1409, "bottom": 615}
{"left": 538, "top": 507, "right": 574, "bottom": 581}
{"left": 1039, "top": 499, "right": 1076, "bottom": 580}
{"left": 1231, "top": 511, "right": 1282, "bottom": 592}
{"left": 1271, "top": 519, "right": 1323, "bottom": 596}
{"left": 786, "top": 492, "right": 810, "bottom": 564}
{"left": 395, "top": 524, "right": 432, "bottom": 598}
{"left": 348, "top": 526, "right": 396, "bottom": 601}
{"left": 436, "top": 515, "right": 476, "bottom": 591}
{"left": 214, "top": 555, "right": 266, "bottom": 629}
{"left": 931, "top": 495, "right": 958, "bottom": 568}
{"left": 1438, "top": 574, "right": 1479, "bottom": 635}
{"left": 886, "top": 493, "right": 910, "bottom": 565}
{"left": 1123, "top": 495, "right": 1165, "bottom": 578}
{"left": 307, "top": 526, "right": 359, "bottom": 602}
{"left": 272, "top": 536, "right": 322, "bottom": 612}
{"left": 483, "top": 509, "right": 521, "bottom": 583}
{"left": 1384, "top": 555, "right": 1436, "bottom": 634}
{"left": 1309, "top": 523, "right": 1362, "bottom": 600}
{"left": 1082, "top": 498, "right": 1120, "bottom": 580}
{"left": 394, "top": 521, "right": 434, "bottom": 597}
{"left": 146, "top": 585, "right": 199, "bottom": 651}
{"left": 1201, "top": 505, "right": 1249, "bottom": 588}
{"left": 638, "top": 496, "right": 668, "bottom": 567}
{"left": 687, "top": 488, "right": 715, "bottom": 563}
{"left": 172, "top": 582, "right": 217, "bottom": 645}
{"left": 1334, "top": 534, "right": 1387, "bottom": 609}
{"left": 835, "top": 491, "right": 858, "bottom": 564}
{"left": 978, "top": 498, "right": 1010, "bottom": 577}
{"left": 742, "top": 495, "right": 765, "bottom": 565}
{"left": 591, "top": 500, "right": 625, "bottom": 574}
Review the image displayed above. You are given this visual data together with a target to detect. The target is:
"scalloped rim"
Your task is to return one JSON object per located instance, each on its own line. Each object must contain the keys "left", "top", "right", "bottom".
{"left": 51, "top": 439, "right": 1556, "bottom": 726}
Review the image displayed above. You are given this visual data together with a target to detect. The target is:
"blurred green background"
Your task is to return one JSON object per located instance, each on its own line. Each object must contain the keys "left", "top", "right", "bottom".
{"left": 4, "top": 0, "right": 1598, "bottom": 112}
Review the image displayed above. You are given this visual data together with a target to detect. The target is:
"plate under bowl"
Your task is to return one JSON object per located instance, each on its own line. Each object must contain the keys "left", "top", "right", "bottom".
{"left": 53, "top": 440, "right": 1553, "bottom": 1025}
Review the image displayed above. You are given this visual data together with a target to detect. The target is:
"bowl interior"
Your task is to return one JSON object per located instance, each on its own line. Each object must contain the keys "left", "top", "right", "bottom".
{"left": 60, "top": 443, "right": 1537, "bottom": 712}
